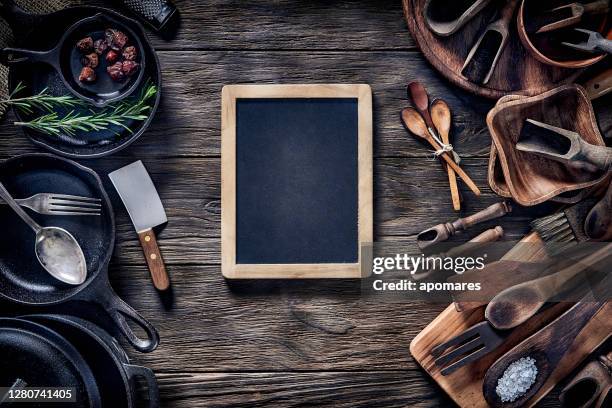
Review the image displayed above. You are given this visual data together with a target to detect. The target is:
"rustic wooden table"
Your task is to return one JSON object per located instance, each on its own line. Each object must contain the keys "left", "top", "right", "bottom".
{"left": 0, "top": 1, "right": 610, "bottom": 406}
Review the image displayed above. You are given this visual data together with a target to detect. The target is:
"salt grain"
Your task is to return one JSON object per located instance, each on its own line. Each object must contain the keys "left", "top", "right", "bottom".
{"left": 496, "top": 356, "right": 538, "bottom": 403}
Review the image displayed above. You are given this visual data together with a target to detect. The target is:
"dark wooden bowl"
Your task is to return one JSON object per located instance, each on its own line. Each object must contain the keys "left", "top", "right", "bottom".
{"left": 518, "top": 0, "right": 611, "bottom": 69}
{"left": 487, "top": 84, "right": 608, "bottom": 206}
{"left": 403, "top": 0, "right": 580, "bottom": 99}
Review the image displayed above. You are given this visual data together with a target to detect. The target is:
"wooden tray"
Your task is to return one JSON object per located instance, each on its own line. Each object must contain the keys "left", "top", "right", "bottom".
{"left": 410, "top": 232, "right": 612, "bottom": 407}
{"left": 402, "top": 0, "right": 580, "bottom": 99}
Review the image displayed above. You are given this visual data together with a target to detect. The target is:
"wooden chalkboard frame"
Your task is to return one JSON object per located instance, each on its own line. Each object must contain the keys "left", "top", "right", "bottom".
{"left": 221, "top": 84, "right": 373, "bottom": 279}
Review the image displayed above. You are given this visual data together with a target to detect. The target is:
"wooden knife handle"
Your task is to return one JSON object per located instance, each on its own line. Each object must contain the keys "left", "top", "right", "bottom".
{"left": 584, "top": 69, "right": 612, "bottom": 100}
{"left": 138, "top": 228, "right": 170, "bottom": 291}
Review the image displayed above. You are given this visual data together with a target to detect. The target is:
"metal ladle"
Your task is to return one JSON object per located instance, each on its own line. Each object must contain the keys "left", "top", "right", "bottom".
{"left": 0, "top": 182, "right": 86, "bottom": 285}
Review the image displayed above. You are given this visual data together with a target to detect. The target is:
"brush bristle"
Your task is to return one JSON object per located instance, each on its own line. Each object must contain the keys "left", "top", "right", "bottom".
{"left": 531, "top": 211, "right": 578, "bottom": 256}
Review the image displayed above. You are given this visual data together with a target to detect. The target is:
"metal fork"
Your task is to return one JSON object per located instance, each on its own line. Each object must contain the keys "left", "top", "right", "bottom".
{"left": 0, "top": 193, "right": 101, "bottom": 216}
{"left": 431, "top": 321, "right": 507, "bottom": 376}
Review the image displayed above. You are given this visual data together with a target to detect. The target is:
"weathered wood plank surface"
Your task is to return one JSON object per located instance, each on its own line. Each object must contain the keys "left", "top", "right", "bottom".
{"left": 0, "top": 1, "right": 610, "bottom": 407}
{"left": 141, "top": 0, "right": 418, "bottom": 51}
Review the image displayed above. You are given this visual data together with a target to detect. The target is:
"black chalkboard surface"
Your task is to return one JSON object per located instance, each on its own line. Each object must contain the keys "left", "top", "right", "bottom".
{"left": 236, "top": 98, "right": 359, "bottom": 264}
{"left": 222, "top": 84, "right": 373, "bottom": 279}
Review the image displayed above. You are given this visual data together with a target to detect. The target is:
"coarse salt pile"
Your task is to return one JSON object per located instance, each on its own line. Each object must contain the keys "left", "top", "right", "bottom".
{"left": 496, "top": 357, "right": 538, "bottom": 403}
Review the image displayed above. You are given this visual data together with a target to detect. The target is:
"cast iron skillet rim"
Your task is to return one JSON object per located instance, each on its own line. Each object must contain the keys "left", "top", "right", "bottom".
{"left": 23, "top": 314, "right": 160, "bottom": 408}
{"left": 22, "top": 314, "right": 134, "bottom": 407}
{"left": 0, "top": 152, "right": 115, "bottom": 305}
{"left": 0, "top": 317, "right": 102, "bottom": 407}
{"left": 7, "top": 6, "right": 162, "bottom": 159}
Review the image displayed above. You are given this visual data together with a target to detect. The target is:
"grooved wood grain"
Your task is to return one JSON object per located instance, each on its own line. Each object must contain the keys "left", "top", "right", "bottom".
{"left": 0, "top": 0, "right": 610, "bottom": 406}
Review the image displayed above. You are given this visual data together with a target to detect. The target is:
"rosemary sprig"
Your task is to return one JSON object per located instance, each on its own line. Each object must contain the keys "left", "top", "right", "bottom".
{"left": 1, "top": 82, "right": 86, "bottom": 114}
{"left": 8, "top": 81, "right": 157, "bottom": 137}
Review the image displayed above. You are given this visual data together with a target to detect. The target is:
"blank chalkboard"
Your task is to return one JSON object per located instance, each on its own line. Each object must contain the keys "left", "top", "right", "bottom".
{"left": 221, "top": 84, "right": 373, "bottom": 279}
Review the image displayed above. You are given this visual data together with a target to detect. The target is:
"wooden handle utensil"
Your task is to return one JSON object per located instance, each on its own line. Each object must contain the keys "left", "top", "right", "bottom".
{"left": 408, "top": 82, "right": 461, "bottom": 164}
{"left": 412, "top": 226, "right": 504, "bottom": 280}
{"left": 485, "top": 242, "right": 612, "bottom": 330}
{"left": 482, "top": 297, "right": 607, "bottom": 408}
{"left": 416, "top": 202, "right": 511, "bottom": 250}
{"left": 138, "top": 228, "right": 170, "bottom": 291}
{"left": 431, "top": 98, "right": 461, "bottom": 211}
{"left": 585, "top": 181, "right": 612, "bottom": 241}
{"left": 401, "top": 107, "right": 480, "bottom": 196}
{"left": 584, "top": 68, "right": 612, "bottom": 100}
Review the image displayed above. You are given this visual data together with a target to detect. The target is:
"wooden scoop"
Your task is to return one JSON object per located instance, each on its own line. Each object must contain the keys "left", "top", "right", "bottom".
{"left": 585, "top": 181, "right": 612, "bottom": 241}
{"left": 461, "top": 0, "right": 520, "bottom": 84}
{"left": 412, "top": 226, "right": 504, "bottom": 280}
{"left": 416, "top": 201, "right": 510, "bottom": 250}
{"left": 424, "top": 0, "right": 493, "bottom": 36}
{"left": 485, "top": 242, "right": 612, "bottom": 330}
{"left": 536, "top": 0, "right": 610, "bottom": 34}
{"left": 560, "top": 350, "right": 612, "bottom": 408}
{"left": 516, "top": 119, "right": 612, "bottom": 172}
{"left": 401, "top": 107, "right": 480, "bottom": 196}
{"left": 482, "top": 298, "right": 606, "bottom": 408}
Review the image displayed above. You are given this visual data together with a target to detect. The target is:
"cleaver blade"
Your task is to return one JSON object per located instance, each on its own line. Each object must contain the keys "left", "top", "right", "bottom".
{"left": 109, "top": 160, "right": 170, "bottom": 290}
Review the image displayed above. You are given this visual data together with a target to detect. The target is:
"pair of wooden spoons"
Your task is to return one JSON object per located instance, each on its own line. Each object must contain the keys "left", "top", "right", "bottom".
{"left": 401, "top": 82, "right": 480, "bottom": 210}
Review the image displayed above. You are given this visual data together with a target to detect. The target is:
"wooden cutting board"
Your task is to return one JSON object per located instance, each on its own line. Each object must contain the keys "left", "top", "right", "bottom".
{"left": 410, "top": 232, "right": 612, "bottom": 407}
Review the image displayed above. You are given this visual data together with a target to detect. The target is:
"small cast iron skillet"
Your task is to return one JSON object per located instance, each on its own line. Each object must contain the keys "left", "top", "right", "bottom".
{"left": 0, "top": 318, "right": 102, "bottom": 407}
{"left": 0, "top": 0, "right": 161, "bottom": 158}
{"left": 2, "top": 12, "right": 146, "bottom": 108}
{"left": 23, "top": 315, "right": 160, "bottom": 408}
{"left": 0, "top": 154, "right": 159, "bottom": 353}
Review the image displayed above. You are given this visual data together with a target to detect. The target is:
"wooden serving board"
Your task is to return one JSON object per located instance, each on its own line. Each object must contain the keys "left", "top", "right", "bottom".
{"left": 402, "top": 0, "right": 579, "bottom": 99}
{"left": 410, "top": 232, "right": 612, "bottom": 407}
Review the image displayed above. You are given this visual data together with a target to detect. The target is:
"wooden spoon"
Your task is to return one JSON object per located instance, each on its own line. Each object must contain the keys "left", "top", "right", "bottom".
{"left": 482, "top": 298, "right": 606, "bottom": 408}
{"left": 431, "top": 98, "right": 460, "bottom": 211}
{"left": 585, "top": 181, "right": 612, "bottom": 241}
{"left": 485, "top": 242, "right": 612, "bottom": 330}
{"left": 408, "top": 82, "right": 461, "bottom": 164}
{"left": 401, "top": 107, "right": 480, "bottom": 196}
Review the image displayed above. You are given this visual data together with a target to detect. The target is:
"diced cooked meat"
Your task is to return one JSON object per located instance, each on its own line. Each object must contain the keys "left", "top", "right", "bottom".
{"left": 105, "top": 49, "right": 120, "bottom": 64}
{"left": 107, "top": 62, "right": 125, "bottom": 81}
{"left": 122, "top": 46, "right": 137, "bottom": 61}
{"left": 79, "top": 66, "right": 96, "bottom": 82}
{"left": 121, "top": 60, "right": 140, "bottom": 76}
{"left": 93, "top": 39, "right": 108, "bottom": 55}
{"left": 81, "top": 53, "right": 99, "bottom": 68}
{"left": 105, "top": 28, "right": 128, "bottom": 51}
{"left": 76, "top": 37, "right": 94, "bottom": 53}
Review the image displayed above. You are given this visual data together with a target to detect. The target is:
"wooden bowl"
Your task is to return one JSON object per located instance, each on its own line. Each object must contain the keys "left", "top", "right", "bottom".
{"left": 518, "top": 0, "right": 611, "bottom": 69}
{"left": 486, "top": 84, "right": 608, "bottom": 206}
{"left": 402, "top": 0, "right": 579, "bottom": 99}
{"left": 488, "top": 93, "right": 593, "bottom": 204}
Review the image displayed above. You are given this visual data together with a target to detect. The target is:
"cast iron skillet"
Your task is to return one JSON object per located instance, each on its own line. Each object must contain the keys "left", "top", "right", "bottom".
{"left": 0, "top": 153, "right": 159, "bottom": 352}
{"left": 0, "top": 0, "right": 162, "bottom": 158}
{"left": 24, "top": 315, "right": 160, "bottom": 408}
{"left": 0, "top": 317, "right": 101, "bottom": 407}
{"left": 3, "top": 12, "right": 146, "bottom": 107}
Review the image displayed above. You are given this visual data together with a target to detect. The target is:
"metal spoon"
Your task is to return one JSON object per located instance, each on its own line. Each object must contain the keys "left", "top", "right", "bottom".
{"left": 0, "top": 182, "right": 86, "bottom": 285}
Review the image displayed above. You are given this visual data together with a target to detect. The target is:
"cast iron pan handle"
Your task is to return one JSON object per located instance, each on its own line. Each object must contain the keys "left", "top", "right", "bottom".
{"left": 124, "top": 364, "right": 160, "bottom": 408}
{"left": 104, "top": 293, "right": 160, "bottom": 353}
{"left": 1, "top": 47, "right": 56, "bottom": 65}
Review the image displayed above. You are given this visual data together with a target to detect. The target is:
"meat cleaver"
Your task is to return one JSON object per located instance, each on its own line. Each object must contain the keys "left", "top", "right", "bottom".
{"left": 109, "top": 161, "right": 170, "bottom": 290}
